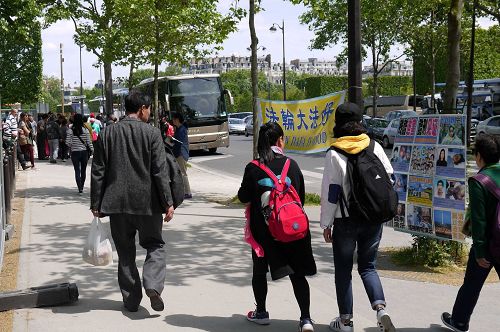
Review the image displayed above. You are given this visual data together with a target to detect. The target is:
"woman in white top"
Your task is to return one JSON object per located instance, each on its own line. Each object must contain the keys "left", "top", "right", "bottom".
{"left": 67, "top": 114, "right": 94, "bottom": 193}
{"left": 320, "top": 103, "right": 396, "bottom": 332}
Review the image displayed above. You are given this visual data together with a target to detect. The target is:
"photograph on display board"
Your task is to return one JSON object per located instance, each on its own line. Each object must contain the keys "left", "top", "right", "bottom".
{"left": 451, "top": 211, "right": 466, "bottom": 241}
{"left": 393, "top": 173, "right": 408, "bottom": 201}
{"left": 435, "top": 147, "right": 467, "bottom": 178}
{"left": 409, "top": 146, "right": 436, "bottom": 175}
{"left": 415, "top": 116, "right": 439, "bottom": 144}
{"left": 434, "top": 209, "right": 453, "bottom": 239}
{"left": 392, "top": 203, "right": 406, "bottom": 229}
{"left": 439, "top": 116, "right": 466, "bottom": 146}
{"left": 408, "top": 175, "right": 433, "bottom": 206}
{"left": 390, "top": 145, "right": 412, "bottom": 173}
{"left": 433, "top": 178, "right": 466, "bottom": 210}
{"left": 395, "top": 117, "right": 418, "bottom": 144}
{"left": 407, "top": 204, "right": 433, "bottom": 234}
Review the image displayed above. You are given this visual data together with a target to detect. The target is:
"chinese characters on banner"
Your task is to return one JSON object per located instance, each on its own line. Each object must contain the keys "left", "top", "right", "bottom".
{"left": 387, "top": 115, "right": 467, "bottom": 242}
{"left": 258, "top": 92, "right": 346, "bottom": 154}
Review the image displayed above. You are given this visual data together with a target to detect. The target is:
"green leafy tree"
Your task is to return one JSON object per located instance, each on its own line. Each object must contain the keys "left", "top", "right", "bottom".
{"left": 471, "top": 26, "right": 500, "bottom": 79}
{"left": 117, "top": 0, "right": 242, "bottom": 126}
{"left": 477, "top": 0, "right": 500, "bottom": 21}
{"left": 290, "top": 0, "right": 406, "bottom": 117}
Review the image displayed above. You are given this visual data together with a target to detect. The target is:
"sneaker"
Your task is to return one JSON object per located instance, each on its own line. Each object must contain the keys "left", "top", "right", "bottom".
{"left": 329, "top": 317, "right": 353, "bottom": 332}
{"left": 377, "top": 309, "right": 396, "bottom": 332}
{"left": 441, "top": 312, "right": 469, "bottom": 332}
{"left": 246, "top": 309, "right": 270, "bottom": 325}
{"left": 145, "top": 288, "right": 164, "bottom": 312}
{"left": 21, "top": 164, "right": 29, "bottom": 170}
{"left": 299, "top": 318, "right": 314, "bottom": 332}
{"left": 184, "top": 194, "right": 192, "bottom": 199}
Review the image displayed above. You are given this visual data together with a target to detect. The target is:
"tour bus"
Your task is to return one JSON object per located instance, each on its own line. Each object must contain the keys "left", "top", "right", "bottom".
{"left": 56, "top": 101, "right": 90, "bottom": 116}
{"left": 363, "top": 95, "right": 424, "bottom": 118}
{"left": 135, "top": 74, "right": 233, "bottom": 153}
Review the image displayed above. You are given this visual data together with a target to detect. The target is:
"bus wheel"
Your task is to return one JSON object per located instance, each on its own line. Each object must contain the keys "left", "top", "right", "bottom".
{"left": 209, "top": 148, "right": 217, "bottom": 154}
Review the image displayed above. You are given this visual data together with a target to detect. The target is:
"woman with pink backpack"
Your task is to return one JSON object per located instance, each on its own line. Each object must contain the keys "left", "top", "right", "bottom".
{"left": 238, "top": 122, "right": 316, "bottom": 332}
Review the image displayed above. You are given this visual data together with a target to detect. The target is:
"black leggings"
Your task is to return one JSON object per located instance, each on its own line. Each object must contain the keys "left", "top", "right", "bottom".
{"left": 252, "top": 272, "right": 311, "bottom": 319}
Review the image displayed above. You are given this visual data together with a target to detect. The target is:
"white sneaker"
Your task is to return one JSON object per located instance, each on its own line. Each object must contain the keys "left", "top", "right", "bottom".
{"left": 377, "top": 309, "right": 396, "bottom": 332}
{"left": 329, "top": 317, "right": 353, "bottom": 332}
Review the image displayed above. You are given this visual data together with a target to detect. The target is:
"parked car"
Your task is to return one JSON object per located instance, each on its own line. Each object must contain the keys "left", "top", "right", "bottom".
{"left": 382, "top": 118, "right": 401, "bottom": 148}
{"left": 245, "top": 117, "right": 253, "bottom": 136}
{"left": 384, "top": 110, "right": 418, "bottom": 122}
{"left": 228, "top": 117, "right": 247, "bottom": 135}
{"left": 367, "top": 118, "right": 390, "bottom": 142}
{"left": 476, "top": 115, "right": 500, "bottom": 136}
{"left": 229, "top": 112, "right": 252, "bottom": 120}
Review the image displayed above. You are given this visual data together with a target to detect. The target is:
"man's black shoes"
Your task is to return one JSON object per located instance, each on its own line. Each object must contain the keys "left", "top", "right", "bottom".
{"left": 145, "top": 289, "right": 164, "bottom": 312}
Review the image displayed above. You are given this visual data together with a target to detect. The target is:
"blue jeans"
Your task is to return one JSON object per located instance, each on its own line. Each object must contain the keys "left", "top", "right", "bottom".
{"left": 332, "top": 218, "right": 386, "bottom": 320}
{"left": 451, "top": 247, "right": 500, "bottom": 328}
{"left": 71, "top": 150, "right": 88, "bottom": 191}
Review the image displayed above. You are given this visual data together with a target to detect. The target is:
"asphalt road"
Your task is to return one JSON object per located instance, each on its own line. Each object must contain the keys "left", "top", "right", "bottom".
{"left": 189, "top": 134, "right": 393, "bottom": 195}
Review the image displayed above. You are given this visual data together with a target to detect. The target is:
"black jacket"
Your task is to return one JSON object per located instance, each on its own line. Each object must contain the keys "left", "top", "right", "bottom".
{"left": 90, "top": 117, "right": 173, "bottom": 215}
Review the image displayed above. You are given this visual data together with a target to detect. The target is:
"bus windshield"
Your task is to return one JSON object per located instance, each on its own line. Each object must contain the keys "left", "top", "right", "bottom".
{"left": 169, "top": 77, "right": 226, "bottom": 120}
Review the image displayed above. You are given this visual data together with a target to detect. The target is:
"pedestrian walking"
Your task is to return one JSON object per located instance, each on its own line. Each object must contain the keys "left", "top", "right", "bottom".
{"left": 441, "top": 133, "right": 500, "bottom": 332}
{"left": 172, "top": 112, "right": 192, "bottom": 199}
{"left": 46, "top": 113, "right": 60, "bottom": 163}
{"left": 2, "top": 106, "right": 29, "bottom": 170}
{"left": 37, "top": 113, "right": 48, "bottom": 160}
{"left": 320, "top": 103, "right": 396, "bottom": 332}
{"left": 67, "top": 114, "right": 93, "bottom": 193}
{"left": 238, "top": 122, "right": 317, "bottom": 332}
{"left": 59, "top": 118, "right": 69, "bottom": 162}
{"left": 28, "top": 114, "right": 38, "bottom": 159}
{"left": 91, "top": 90, "right": 174, "bottom": 313}
{"left": 18, "top": 112, "right": 35, "bottom": 168}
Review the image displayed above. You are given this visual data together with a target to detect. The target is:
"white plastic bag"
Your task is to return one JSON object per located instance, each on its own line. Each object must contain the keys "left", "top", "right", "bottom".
{"left": 82, "top": 217, "right": 113, "bottom": 266}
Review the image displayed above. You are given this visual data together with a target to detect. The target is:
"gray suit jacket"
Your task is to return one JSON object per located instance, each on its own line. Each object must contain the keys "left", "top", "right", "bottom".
{"left": 90, "top": 117, "right": 173, "bottom": 215}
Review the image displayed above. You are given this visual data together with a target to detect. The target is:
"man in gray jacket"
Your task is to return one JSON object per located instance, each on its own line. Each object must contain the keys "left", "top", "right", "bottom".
{"left": 91, "top": 90, "right": 174, "bottom": 312}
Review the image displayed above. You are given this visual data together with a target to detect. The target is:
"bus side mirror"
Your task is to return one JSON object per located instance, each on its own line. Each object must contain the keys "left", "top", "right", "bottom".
{"left": 164, "top": 94, "right": 170, "bottom": 111}
{"left": 224, "top": 89, "right": 234, "bottom": 106}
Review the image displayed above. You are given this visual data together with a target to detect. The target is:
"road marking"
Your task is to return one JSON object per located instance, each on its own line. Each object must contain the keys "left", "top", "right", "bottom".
{"left": 301, "top": 170, "right": 324, "bottom": 179}
{"left": 190, "top": 154, "right": 233, "bottom": 163}
{"left": 315, "top": 167, "right": 324, "bottom": 171}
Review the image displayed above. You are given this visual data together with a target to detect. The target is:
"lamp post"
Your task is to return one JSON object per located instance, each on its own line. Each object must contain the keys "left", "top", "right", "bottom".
{"left": 270, "top": 20, "right": 286, "bottom": 101}
{"left": 79, "top": 45, "right": 84, "bottom": 115}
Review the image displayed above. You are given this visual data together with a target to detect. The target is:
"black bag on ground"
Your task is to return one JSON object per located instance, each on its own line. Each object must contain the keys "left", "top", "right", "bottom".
{"left": 333, "top": 140, "right": 398, "bottom": 224}
{"left": 165, "top": 144, "right": 185, "bottom": 209}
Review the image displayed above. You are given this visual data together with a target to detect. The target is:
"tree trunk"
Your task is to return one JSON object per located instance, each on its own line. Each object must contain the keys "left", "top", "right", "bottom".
{"left": 128, "top": 57, "right": 135, "bottom": 91}
{"left": 443, "top": 0, "right": 464, "bottom": 114}
{"left": 371, "top": 44, "right": 378, "bottom": 118}
{"left": 249, "top": 0, "right": 259, "bottom": 159}
{"left": 153, "top": 60, "right": 159, "bottom": 128}
{"left": 104, "top": 62, "right": 113, "bottom": 116}
{"left": 430, "top": 9, "right": 436, "bottom": 109}
{"left": 153, "top": 7, "right": 160, "bottom": 128}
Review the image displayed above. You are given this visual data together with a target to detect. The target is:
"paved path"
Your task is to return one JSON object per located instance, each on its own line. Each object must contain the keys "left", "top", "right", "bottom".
{"left": 12, "top": 160, "right": 498, "bottom": 331}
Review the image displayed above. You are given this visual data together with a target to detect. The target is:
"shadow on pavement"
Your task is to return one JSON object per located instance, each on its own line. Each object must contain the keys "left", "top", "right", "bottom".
{"left": 45, "top": 298, "right": 159, "bottom": 320}
{"left": 165, "top": 314, "right": 330, "bottom": 332}
{"left": 364, "top": 324, "right": 448, "bottom": 331}
{"left": 27, "top": 185, "right": 90, "bottom": 206}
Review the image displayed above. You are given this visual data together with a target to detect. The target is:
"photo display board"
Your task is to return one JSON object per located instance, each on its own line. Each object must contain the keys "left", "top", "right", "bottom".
{"left": 386, "top": 115, "right": 467, "bottom": 242}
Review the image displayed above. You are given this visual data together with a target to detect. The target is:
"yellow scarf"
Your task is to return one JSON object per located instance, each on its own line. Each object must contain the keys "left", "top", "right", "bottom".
{"left": 331, "top": 134, "right": 370, "bottom": 155}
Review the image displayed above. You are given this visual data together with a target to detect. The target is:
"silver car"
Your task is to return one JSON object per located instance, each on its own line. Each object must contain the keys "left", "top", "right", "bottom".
{"left": 228, "top": 117, "right": 247, "bottom": 135}
{"left": 476, "top": 115, "right": 500, "bottom": 137}
{"left": 382, "top": 118, "right": 400, "bottom": 148}
{"left": 245, "top": 117, "right": 253, "bottom": 137}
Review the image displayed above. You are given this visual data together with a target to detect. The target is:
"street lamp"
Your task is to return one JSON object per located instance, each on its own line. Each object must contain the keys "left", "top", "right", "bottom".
{"left": 79, "top": 45, "right": 84, "bottom": 115}
{"left": 270, "top": 20, "right": 286, "bottom": 101}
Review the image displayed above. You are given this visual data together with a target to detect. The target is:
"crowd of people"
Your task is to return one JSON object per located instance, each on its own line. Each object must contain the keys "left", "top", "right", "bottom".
{"left": 3, "top": 94, "right": 499, "bottom": 332}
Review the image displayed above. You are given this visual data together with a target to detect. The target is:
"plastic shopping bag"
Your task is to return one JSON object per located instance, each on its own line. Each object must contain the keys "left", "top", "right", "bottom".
{"left": 82, "top": 217, "right": 113, "bottom": 266}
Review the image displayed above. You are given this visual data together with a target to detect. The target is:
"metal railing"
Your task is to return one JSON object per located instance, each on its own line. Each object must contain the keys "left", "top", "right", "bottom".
{"left": 1, "top": 129, "right": 17, "bottom": 271}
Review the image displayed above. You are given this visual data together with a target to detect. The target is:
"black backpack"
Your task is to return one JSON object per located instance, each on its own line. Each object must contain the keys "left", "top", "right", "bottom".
{"left": 165, "top": 144, "right": 185, "bottom": 209}
{"left": 333, "top": 140, "right": 398, "bottom": 224}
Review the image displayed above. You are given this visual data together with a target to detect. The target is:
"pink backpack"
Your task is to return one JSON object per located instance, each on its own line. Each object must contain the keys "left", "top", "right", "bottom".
{"left": 251, "top": 159, "right": 309, "bottom": 243}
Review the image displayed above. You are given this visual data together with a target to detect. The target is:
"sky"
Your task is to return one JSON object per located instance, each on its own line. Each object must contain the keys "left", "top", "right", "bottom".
{"left": 41, "top": 1, "right": 496, "bottom": 88}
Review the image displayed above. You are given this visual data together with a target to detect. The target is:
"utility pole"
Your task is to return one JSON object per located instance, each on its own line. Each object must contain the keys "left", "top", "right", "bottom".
{"left": 60, "top": 43, "right": 65, "bottom": 116}
{"left": 347, "top": 0, "right": 362, "bottom": 107}
{"left": 79, "top": 45, "right": 84, "bottom": 115}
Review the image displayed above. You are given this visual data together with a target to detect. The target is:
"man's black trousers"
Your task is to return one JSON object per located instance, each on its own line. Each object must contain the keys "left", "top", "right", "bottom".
{"left": 109, "top": 213, "right": 166, "bottom": 308}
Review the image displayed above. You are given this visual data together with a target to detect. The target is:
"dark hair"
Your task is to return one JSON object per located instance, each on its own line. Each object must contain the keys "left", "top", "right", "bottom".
{"left": 42, "top": 113, "right": 49, "bottom": 120}
{"left": 72, "top": 114, "right": 84, "bottom": 136}
{"left": 437, "top": 180, "right": 444, "bottom": 186}
{"left": 258, "top": 122, "right": 284, "bottom": 165}
{"left": 439, "top": 149, "right": 446, "bottom": 161}
{"left": 333, "top": 121, "right": 367, "bottom": 138}
{"left": 172, "top": 111, "right": 184, "bottom": 123}
{"left": 125, "top": 90, "right": 151, "bottom": 114}
{"left": 474, "top": 133, "right": 500, "bottom": 164}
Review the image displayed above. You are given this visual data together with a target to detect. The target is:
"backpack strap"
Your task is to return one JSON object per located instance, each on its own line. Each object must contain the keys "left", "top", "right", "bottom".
{"left": 473, "top": 173, "right": 500, "bottom": 200}
{"left": 251, "top": 158, "right": 291, "bottom": 188}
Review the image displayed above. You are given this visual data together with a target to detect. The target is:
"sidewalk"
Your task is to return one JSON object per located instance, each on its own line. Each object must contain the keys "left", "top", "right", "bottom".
{"left": 12, "top": 160, "right": 499, "bottom": 331}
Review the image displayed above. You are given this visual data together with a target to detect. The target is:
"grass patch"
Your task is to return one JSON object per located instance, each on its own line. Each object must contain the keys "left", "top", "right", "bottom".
{"left": 304, "top": 192, "right": 321, "bottom": 206}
